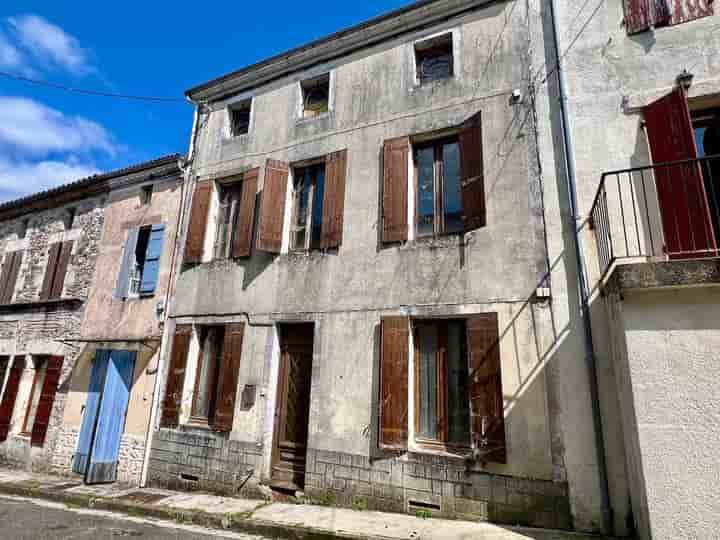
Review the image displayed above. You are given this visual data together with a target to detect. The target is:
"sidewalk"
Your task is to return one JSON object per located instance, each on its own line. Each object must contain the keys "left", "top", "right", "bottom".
{"left": 0, "top": 468, "right": 617, "bottom": 540}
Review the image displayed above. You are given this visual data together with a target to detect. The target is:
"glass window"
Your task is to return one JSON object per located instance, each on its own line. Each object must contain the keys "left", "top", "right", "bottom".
{"left": 416, "top": 147, "right": 435, "bottom": 238}
{"left": 230, "top": 100, "right": 252, "bottom": 136}
{"left": 191, "top": 326, "right": 224, "bottom": 424}
{"left": 301, "top": 75, "right": 330, "bottom": 119}
{"left": 292, "top": 164, "right": 326, "bottom": 251}
{"left": 215, "top": 183, "right": 243, "bottom": 259}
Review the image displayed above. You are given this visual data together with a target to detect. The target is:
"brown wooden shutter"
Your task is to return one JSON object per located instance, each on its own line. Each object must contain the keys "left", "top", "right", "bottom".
{"left": 257, "top": 159, "right": 289, "bottom": 254}
{"left": 184, "top": 181, "right": 213, "bottom": 264}
{"left": 40, "top": 242, "right": 61, "bottom": 301}
{"left": 212, "top": 322, "right": 245, "bottom": 432}
{"left": 160, "top": 325, "right": 192, "bottom": 428}
{"left": 0, "top": 355, "right": 25, "bottom": 442}
{"left": 382, "top": 137, "right": 409, "bottom": 243}
{"left": 0, "top": 252, "right": 13, "bottom": 303}
{"left": 30, "top": 355, "right": 64, "bottom": 447}
{"left": 231, "top": 169, "right": 259, "bottom": 258}
{"left": 50, "top": 241, "right": 73, "bottom": 299}
{"left": 467, "top": 313, "right": 506, "bottom": 464}
{"left": 379, "top": 316, "right": 409, "bottom": 450}
{"left": 670, "top": 0, "right": 713, "bottom": 25}
{"left": 624, "top": 0, "right": 653, "bottom": 34}
{"left": 0, "top": 251, "right": 22, "bottom": 304}
{"left": 460, "top": 111, "right": 486, "bottom": 232}
{"left": 321, "top": 149, "right": 348, "bottom": 249}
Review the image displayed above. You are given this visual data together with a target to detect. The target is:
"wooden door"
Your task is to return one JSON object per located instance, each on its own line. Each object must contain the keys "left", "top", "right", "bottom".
{"left": 72, "top": 350, "right": 110, "bottom": 475}
{"left": 271, "top": 324, "right": 314, "bottom": 490}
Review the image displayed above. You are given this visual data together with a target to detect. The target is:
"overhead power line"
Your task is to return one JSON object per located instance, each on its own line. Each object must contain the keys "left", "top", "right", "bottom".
{"left": 0, "top": 70, "right": 187, "bottom": 103}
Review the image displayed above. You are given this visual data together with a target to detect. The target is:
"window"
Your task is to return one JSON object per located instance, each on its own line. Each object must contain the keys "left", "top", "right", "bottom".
{"left": 414, "top": 137, "right": 463, "bottom": 237}
{"left": 190, "top": 326, "right": 225, "bottom": 425}
{"left": 301, "top": 75, "right": 330, "bottom": 119}
{"left": 215, "top": 183, "right": 243, "bottom": 259}
{"left": 229, "top": 100, "right": 252, "bottom": 136}
{"left": 141, "top": 185, "right": 153, "bottom": 206}
{"left": 18, "top": 219, "right": 29, "bottom": 240}
{"left": 64, "top": 207, "right": 76, "bottom": 230}
{"left": 115, "top": 224, "right": 165, "bottom": 299}
{"left": 415, "top": 33, "right": 454, "bottom": 83}
{"left": 291, "top": 163, "right": 326, "bottom": 251}
{"left": 21, "top": 358, "right": 47, "bottom": 436}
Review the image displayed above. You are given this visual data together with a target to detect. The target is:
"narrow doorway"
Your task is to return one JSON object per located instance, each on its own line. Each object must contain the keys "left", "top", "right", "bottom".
{"left": 270, "top": 323, "right": 314, "bottom": 491}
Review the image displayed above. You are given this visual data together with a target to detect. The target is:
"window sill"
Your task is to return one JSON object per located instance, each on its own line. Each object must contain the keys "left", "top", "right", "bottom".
{"left": 296, "top": 112, "right": 332, "bottom": 125}
{"left": 0, "top": 297, "right": 83, "bottom": 313}
{"left": 408, "top": 442, "right": 471, "bottom": 461}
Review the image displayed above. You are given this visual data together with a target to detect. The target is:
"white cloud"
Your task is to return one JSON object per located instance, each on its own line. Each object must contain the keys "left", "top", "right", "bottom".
{"left": 0, "top": 96, "right": 117, "bottom": 156}
{"left": 0, "top": 157, "right": 101, "bottom": 202}
{"left": 0, "top": 31, "right": 28, "bottom": 73}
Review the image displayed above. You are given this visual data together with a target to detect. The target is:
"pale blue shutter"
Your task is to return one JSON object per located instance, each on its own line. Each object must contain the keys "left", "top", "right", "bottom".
{"left": 140, "top": 224, "right": 165, "bottom": 294}
{"left": 115, "top": 228, "right": 139, "bottom": 299}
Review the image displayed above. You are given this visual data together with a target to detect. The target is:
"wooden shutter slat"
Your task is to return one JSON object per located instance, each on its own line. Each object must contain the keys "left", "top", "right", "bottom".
{"left": 184, "top": 181, "right": 213, "bottom": 264}
{"left": 50, "top": 241, "right": 73, "bottom": 299}
{"left": 382, "top": 137, "right": 409, "bottom": 243}
{"left": 321, "top": 149, "right": 348, "bottom": 249}
{"left": 0, "top": 355, "right": 25, "bottom": 442}
{"left": 40, "top": 243, "right": 61, "bottom": 301}
{"left": 160, "top": 325, "right": 192, "bottom": 428}
{"left": 30, "top": 355, "right": 64, "bottom": 447}
{"left": 212, "top": 323, "right": 245, "bottom": 432}
{"left": 379, "top": 316, "right": 409, "bottom": 450}
{"left": 257, "top": 159, "right": 289, "bottom": 254}
{"left": 467, "top": 313, "right": 506, "bottom": 464}
{"left": 460, "top": 111, "right": 486, "bottom": 232}
{"left": 232, "top": 169, "right": 259, "bottom": 258}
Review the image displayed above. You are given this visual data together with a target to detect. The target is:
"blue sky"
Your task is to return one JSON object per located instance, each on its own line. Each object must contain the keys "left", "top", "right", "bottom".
{"left": 0, "top": 0, "right": 412, "bottom": 203}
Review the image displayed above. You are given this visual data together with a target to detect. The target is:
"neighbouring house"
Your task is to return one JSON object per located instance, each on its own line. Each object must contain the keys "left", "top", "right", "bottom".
{"left": 0, "top": 155, "right": 184, "bottom": 487}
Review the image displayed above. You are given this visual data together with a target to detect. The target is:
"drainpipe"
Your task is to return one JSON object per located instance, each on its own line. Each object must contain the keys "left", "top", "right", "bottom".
{"left": 548, "top": 0, "right": 614, "bottom": 535}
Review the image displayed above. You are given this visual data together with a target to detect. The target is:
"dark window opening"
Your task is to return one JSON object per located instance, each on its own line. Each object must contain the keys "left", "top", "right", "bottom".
{"left": 214, "top": 182, "right": 243, "bottom": 259}
{"left": 230, "top": 100, "right": 252, "bottom": 136}
{"left": 130, "top": 226, "right": 152, "bottom": 296}
{"left": 693, "top": 107, "right": 720, "bottom": 247}
{"left": 64, "top": 207, "right": 76, "bottom": 230}
{"left": 291, "top": 163, "right": 326, "bottom": 251}
{"left": 141, "top": 185, "right": 153, "bottom": 205}
{"left": 414, "top": 137, "right": 463, "bottom": 238}
{"left": 301, "top": 75, "right": 330, "bottom": 119}
{"left": 415, "top": 34, "right": 454, "bottom": 83}
{"left": 190, "top": 325, "right": 225, "bottom": 425}
{"left": 18, "top": 219, "right": 29, "bottom": 240}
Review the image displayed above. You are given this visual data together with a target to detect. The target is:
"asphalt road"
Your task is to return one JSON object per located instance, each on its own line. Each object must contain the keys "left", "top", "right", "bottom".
{"left": 0, "top": 495, "right": 274, "bottom": 540}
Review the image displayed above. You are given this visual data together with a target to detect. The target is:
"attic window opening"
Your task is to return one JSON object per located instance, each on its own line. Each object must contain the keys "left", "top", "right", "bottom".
{"left": 301, "top": 75, "right": 330, "bottom": 119}
{"left": 230, "top": 100, "right": 252, "bottom": 136}
{"left": 415, "top": 33, "right": 454, "bottom": 83}
{"left": 141, "top": 185, "right": 154, "bottom": 205}
{"left": 64, "top": 207, "right": 76, "bottom": 230}
{"left": 18, "top": 219, "right": 29, "bottom": 239}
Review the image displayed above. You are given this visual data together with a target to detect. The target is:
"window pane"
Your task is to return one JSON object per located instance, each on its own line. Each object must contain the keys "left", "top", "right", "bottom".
{"left": 443, "top": 142, "right": 463, "bottom": 234}
{"left": 293, "top": 170, "right": 311, "bottom": 249}
{"left": 417, "top": 324, "right": 438, "bottom": 440}
{"left": 416, "top": 147, "right": 435, "bottom": 237}
{"left": 311, "top": 166, "right": 325, "bottom": 249}
{"left": 446, "top": 321, "right": 470, "bottom": 444}
{"left": 194, "top": 328, "right": 223, "bottom": 422}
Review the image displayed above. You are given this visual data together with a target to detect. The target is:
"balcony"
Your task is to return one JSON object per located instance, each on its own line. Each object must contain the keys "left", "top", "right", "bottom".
{"left": 590, "top": 155, "right": 720, "bottom": 283}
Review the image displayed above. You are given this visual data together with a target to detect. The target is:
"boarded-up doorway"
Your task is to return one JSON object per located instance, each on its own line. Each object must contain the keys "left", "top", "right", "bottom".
{"left": 271, "top": 323, "right": 314, "bottom": 490}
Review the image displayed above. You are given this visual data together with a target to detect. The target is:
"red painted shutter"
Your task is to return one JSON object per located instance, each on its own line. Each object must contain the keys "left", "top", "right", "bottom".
{"left": 0, "top": 252, "right": 13, "bottom": 303}
{"left": 321, "top": 149, "right": 348, "bottom": 249}
{"left": 257, "top": 159, "right": 289, "bottom": 254}
{"left": 670, "top": 0, "right": 713, "bottom": 25}
{"left": 30, "top": 356, "right": 64, "bottom": 447}
{"left": 379, "top": 316, "right": 409, "bottom": 450}
{"left": 0, "top": 355, "right": 25, "bottom": 442}
{"left": 625, "top": 0, "right": 652, "bottom": 34}
{"left": 382, "top": 137, "right": 409, "bottom": 243}
{"left": 0, "top": 251, "right": 22, "bottom": 304}
{"left": 644, "top": 87, "right": 717, "bottom": 258}
{"left": 467, "top": 313, "right": 506, "bottom": 464}
{"left": 184, "top": 181, "right": 213, "bottom": 264}
{"left": 460, "top": 111, "right": 486, "bottom": 232}
{"left": 160, "top": 325, "right": 192, "bottom": 428}
{"left": 50, "top": 241, "right": 73, "bottom": 299}
{"left": 212, "top": 323, "right": 245, "bottom": 432}
{"left": 40, "top": 243, "right": 61, "bottom": 301}
{"left": 231, "top": 169, "right": 259, "bottom": 258}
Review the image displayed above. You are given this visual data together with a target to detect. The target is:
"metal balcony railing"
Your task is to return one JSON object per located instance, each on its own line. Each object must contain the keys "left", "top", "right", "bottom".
{"left": 590, "top": 155, "right": 720, "bottom": 280}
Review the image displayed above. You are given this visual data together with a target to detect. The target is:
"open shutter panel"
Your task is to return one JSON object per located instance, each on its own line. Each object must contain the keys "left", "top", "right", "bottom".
{"left": 40, "top": 243, "right": 61, "bottom": 301}
{"left": 467, "top": 313, "right": 506, "bottom": 464}
{"left": 184, "top": 181, "right": 213, "bottom": 264}
{"left": 160, "top": 325, "right": 192, "bottom": 428}
{"left": 257, "top": 160, "right": 289, "bottom": 253}
{"left": 644, "top": 87, "right": 716, "bottom": 258}
{"left": 31, "top": 355, "right": 64, "bottom": 447}
{"left": 114, "top": 228, "right": 139, "bottom": 299}
{"left": 379, "top": 316, "right": 409, "bottom": 450}
{"left": 0, "top": 355, "right": 25, "bottom": 442}
{"left": 140, "top": 224, "right": 165, "bottom": 294}
{"left": 624, "top": 0, "right": 653, "bottom": 34}
{"left": 212, "top": 323, "right": 245, "bottom": 432}
{"left": 669, "top": 0, "right": 714, "bottom": 25}
{"left": 231, "top": 169, "right": 259, "bottom": 258}
{"left": 382, "top": 137, "right": 409, "bottom": 243}
{"left": 321, "top": 149, "right": 348, "bottom": 249}
{"left": 460, "top": 111, "right": 486, "bottom": 232}
{"left": 50, "top": 241, "right": 73, "bottom": 299}
{"left": 0, "top": 251, "right": 22, "bottom": 304}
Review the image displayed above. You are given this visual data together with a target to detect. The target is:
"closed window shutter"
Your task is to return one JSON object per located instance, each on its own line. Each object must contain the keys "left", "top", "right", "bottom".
{"left": 321, "top": 149, "right": 348, "bottom": 249}
{"left": 50, "top": 241, "right": 74, "bottom": 299}
{"left": 114, "top": 228, "right": 139, "bottom": 299}
{"left": 30, "top": 356, "right": 64, "bottom": 447}
{"left": 40, "top": 243, "right": 61, "bottom": 301}
{"left": 382, "top": 137, "right": 409, "bottom": 243}
{"left": 0, "top": 251, "right": 23, "bottom": 304}
{"left": 459, "top": 111, "right": 486, "bottom": 232}
{"left": 0, "top": 355, "right": 24, "bottom": 442}
{"left": 644, "top": 87, "right": 716, "bottom": 257}
{"left": 160, "top": 325, "right": 192, "bottom": 428}
{"left": 140, "top": 224, "right": 165, "bottom": 294}
{"left": 625, "top": 0, "right": 653, "bottom": 34}
{"left": 212, "top": 323, "right": 245, "bottom": 432}
{"left": 257, "top": 159, "right": 289, "bottom": 253}
{"left": 184, "top": 181, "right": 213, "bottom": 264}
{"left": 467, "top": 313, "right": 506, "bottom": 464}
{"left": 379, "top": 316, "right": 409, "bottom": 450}
{"left": 231, "top": 169, "right": 259, "bottom": 258}
{"left": 0, "top": 252, "right": 13, "bottom": 302}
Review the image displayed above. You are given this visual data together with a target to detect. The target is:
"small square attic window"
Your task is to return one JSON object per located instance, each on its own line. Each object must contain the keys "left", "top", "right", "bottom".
{"left": 301, "top": 74, "right": 330, "bottom": 119}
{"left": 229, "top": 100, "right": 252, "bottom": 136}
{"left": 415, "top": 33, "right": 454, "bottom": 83}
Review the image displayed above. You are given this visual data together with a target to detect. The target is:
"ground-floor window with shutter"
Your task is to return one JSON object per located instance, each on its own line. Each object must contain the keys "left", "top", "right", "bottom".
{"left": 190, "top": 326, "right": 225, "bottom": 425}
{"left": 20, "top": 357, "right": 47, "bottom": 436}
{"left": 215, "top": 184, "right": 243, "bottom": 259}
{"left": 291, "top": 162, "right": 326, "bottom": 251}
